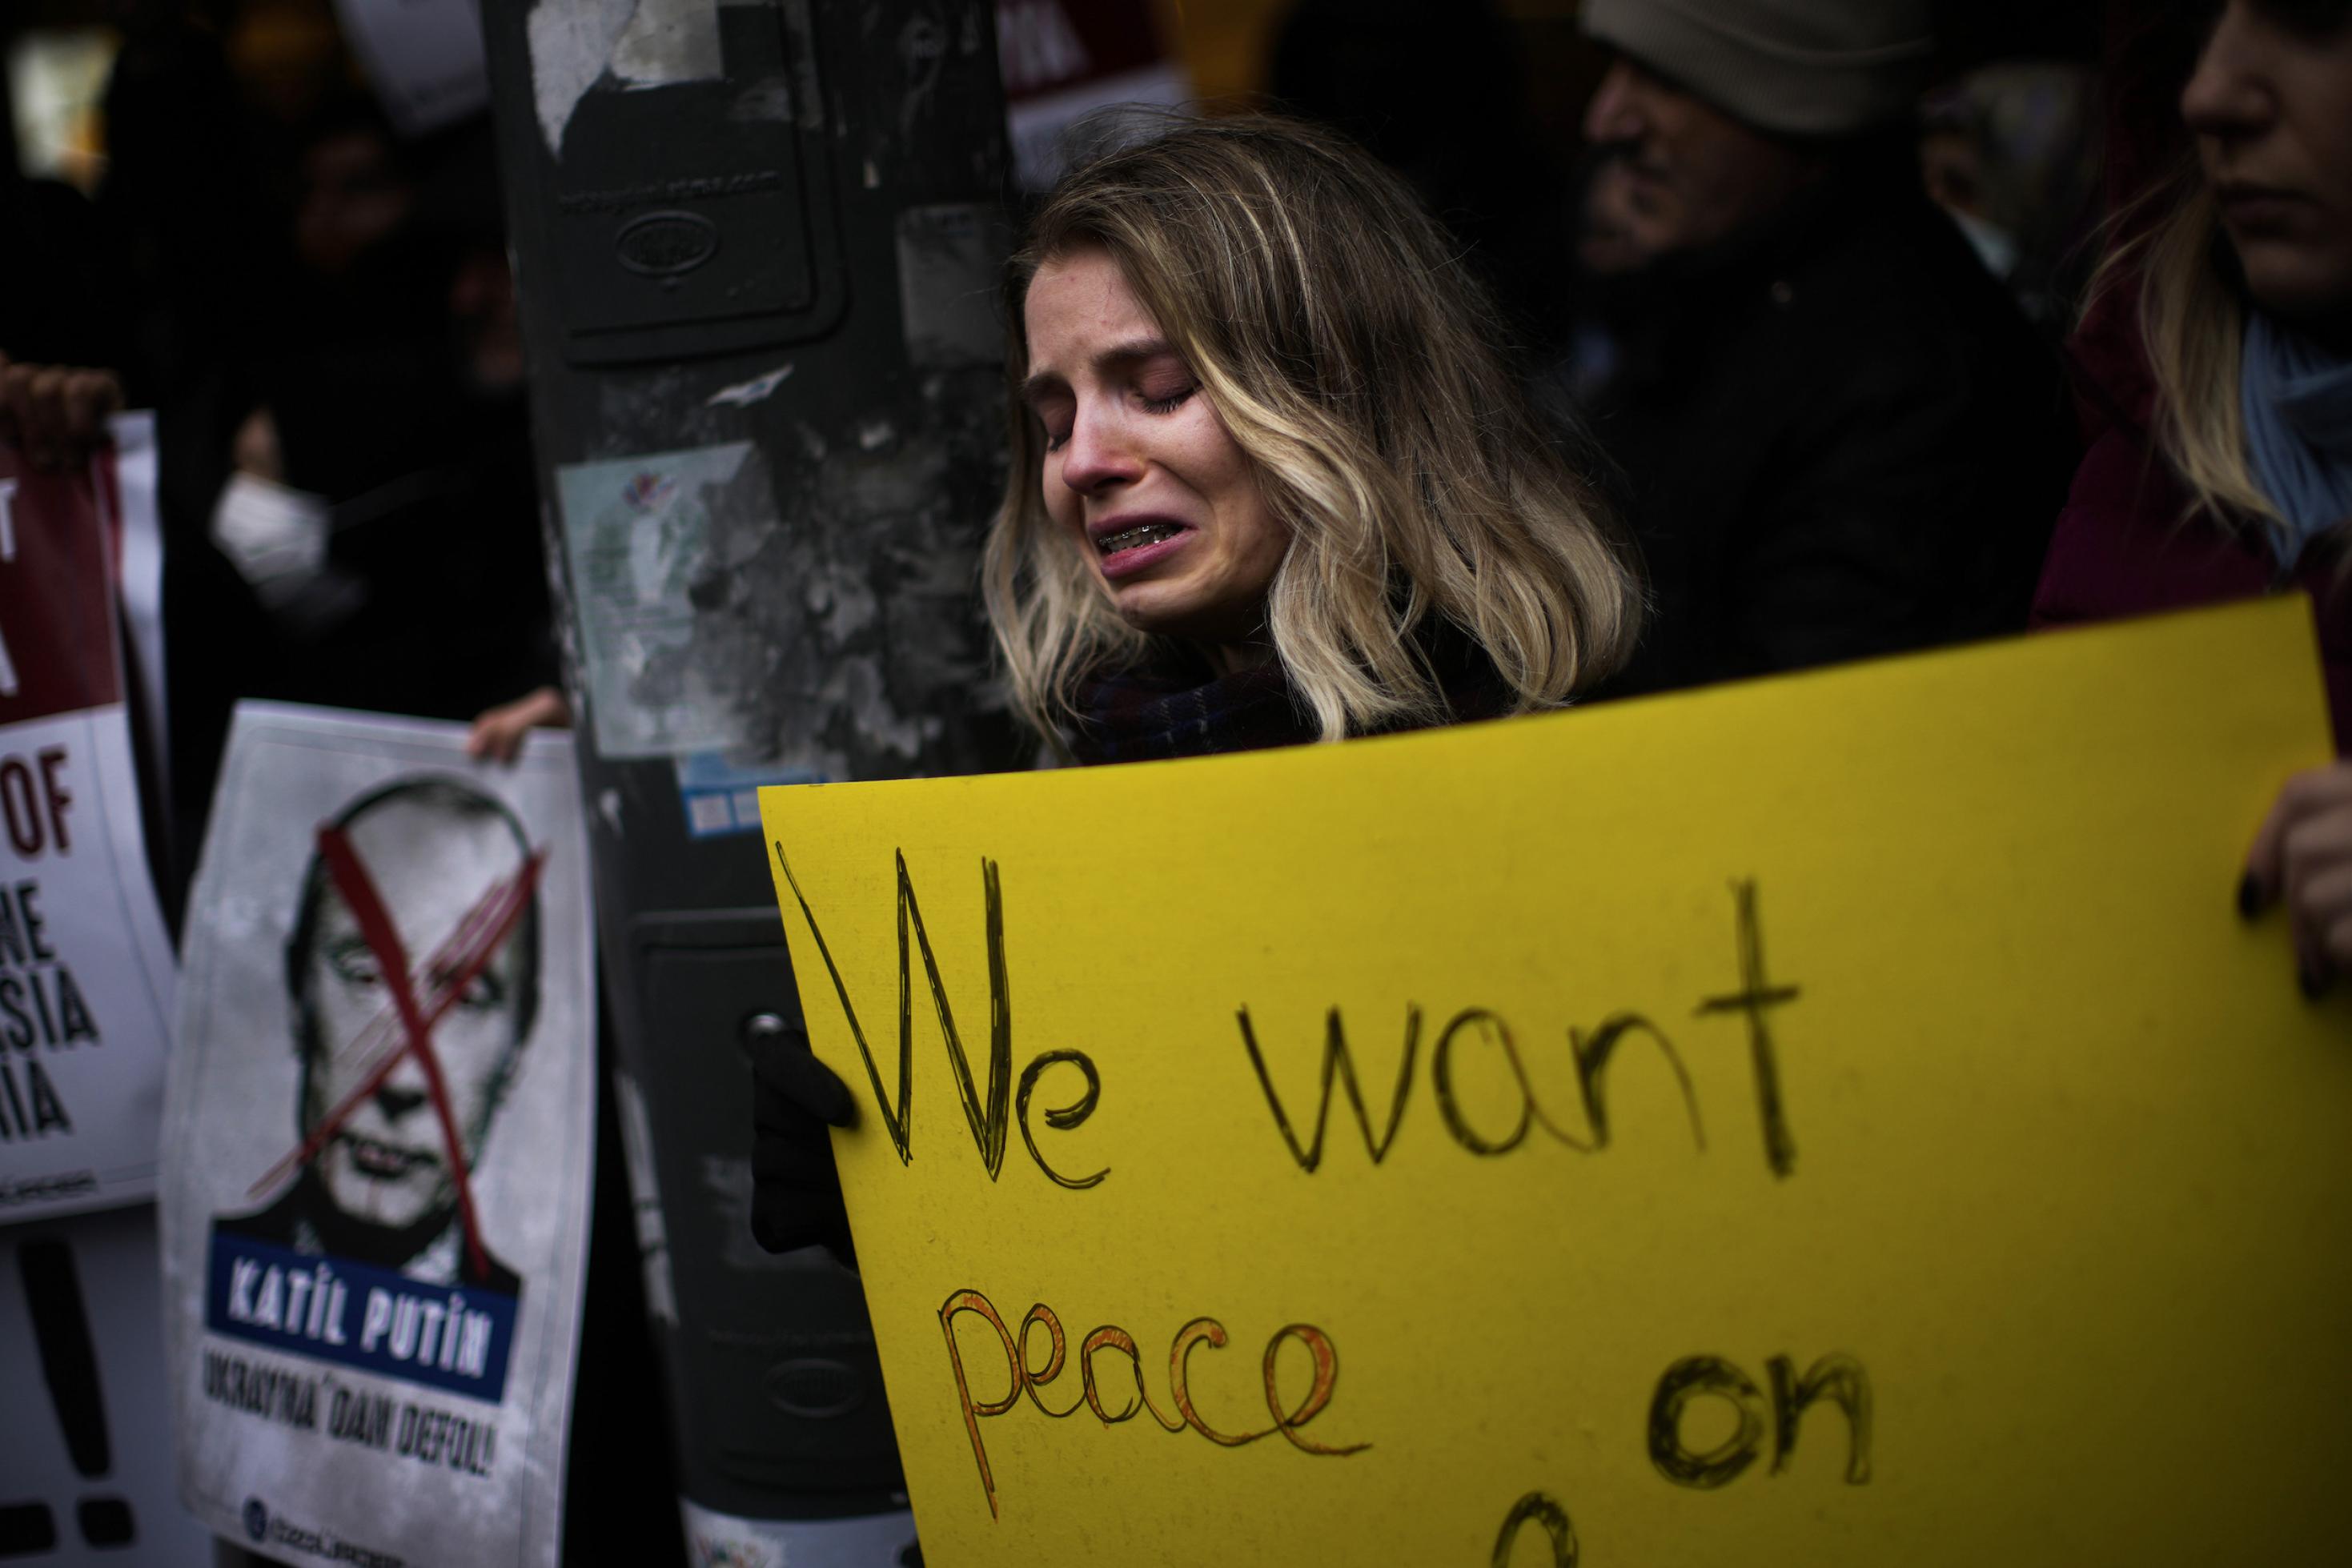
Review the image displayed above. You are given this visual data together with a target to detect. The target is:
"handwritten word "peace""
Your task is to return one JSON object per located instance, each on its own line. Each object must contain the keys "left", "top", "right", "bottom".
{"left": 938, "top": 1287, "right": 1367, "bottom": 1518}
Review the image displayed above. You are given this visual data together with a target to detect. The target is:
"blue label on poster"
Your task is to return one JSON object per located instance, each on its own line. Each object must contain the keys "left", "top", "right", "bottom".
{"left": 204, "top": 1232, "right": 516, "bottom": 1403}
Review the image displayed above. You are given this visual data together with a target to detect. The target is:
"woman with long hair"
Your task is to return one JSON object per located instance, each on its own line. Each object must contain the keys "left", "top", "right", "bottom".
{"left": 751, "top": 114, "right": 1642, "bottom": 1257}
{"left": 982, "top": 113, "right": 1640, "bottom": 762}
{"left": 2034, "top": 0, "right": 2352, "bottom": 990}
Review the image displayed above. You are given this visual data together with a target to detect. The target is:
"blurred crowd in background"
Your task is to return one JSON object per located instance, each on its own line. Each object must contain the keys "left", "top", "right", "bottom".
{"left": 9, "top": 0, "right": 555, "bottom": 914}
{"left": 0, "top": 0, "right": 2134, "bottom": 913}
{"left": 23, "top": 0, "right": 2352, "bottom": 906}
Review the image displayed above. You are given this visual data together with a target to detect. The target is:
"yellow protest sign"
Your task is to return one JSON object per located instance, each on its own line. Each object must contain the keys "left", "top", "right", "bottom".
{"left": 759, "top": 599, "right": 2349, "bottom": 1564}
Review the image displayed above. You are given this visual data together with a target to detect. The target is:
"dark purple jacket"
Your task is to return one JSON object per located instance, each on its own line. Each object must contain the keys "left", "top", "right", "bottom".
{"left": 2030, "top": 426, "right": 2352, "bottom": 751}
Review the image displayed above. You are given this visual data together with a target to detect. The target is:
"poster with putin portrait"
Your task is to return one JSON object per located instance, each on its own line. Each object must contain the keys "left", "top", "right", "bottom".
{"left": 159, "top": 703, "right": 594, "bottom": 1567}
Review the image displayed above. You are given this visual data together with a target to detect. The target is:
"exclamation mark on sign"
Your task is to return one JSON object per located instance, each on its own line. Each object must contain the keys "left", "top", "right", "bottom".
{"left": 0, "top": 1237, "right": 136, "bottom": 1555}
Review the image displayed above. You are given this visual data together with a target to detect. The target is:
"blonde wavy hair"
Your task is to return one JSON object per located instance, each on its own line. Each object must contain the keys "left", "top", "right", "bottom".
{"left": 981, "top": 113, "right": 1640, "bottom": 749}
{"left": 2099, "top": 155, "right": 2285, "bottom": 539}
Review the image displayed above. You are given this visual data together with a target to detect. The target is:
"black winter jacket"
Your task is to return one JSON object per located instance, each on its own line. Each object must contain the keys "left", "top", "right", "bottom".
{"left": 1571, "top": 166, "right": 2077, "bottom": 696}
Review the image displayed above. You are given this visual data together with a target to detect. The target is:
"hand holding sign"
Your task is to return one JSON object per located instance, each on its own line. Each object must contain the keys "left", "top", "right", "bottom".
{"left": 0, "top": 354, "right": 121, "bottom": 471}
{"left": 2240, "top": 759, "right": 2352, "bottom": 993}
{"left": 745, "top": 1015, "right": 858, "bottom": 1264}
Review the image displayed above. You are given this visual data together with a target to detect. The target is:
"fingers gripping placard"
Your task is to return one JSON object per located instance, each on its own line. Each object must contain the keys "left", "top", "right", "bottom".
{"left": 763, "top": 601, "right": 2352, "bottom": 1564}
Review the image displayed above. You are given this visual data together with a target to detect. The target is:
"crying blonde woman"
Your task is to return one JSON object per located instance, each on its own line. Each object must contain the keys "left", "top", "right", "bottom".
{"left": 983, "top": 114, "right": 1642, "bottom": 764}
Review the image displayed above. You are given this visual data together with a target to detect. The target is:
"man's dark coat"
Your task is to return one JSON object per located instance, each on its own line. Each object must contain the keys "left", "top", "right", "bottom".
{"left": 1576, "top": 164, "right": 2077, "bottom": 696}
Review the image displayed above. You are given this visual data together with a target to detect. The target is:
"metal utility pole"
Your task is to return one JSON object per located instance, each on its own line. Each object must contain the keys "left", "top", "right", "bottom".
{"left": 477, "top": 1, "right": 1013, "bottom": 1556}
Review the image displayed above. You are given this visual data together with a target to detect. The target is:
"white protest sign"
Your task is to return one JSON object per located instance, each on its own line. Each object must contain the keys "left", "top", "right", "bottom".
{"left": 0, "top": 435, "right": 176, "bottom": 1222}
{"left": 162, "top": 704, "right": 595, "bottom": 1566}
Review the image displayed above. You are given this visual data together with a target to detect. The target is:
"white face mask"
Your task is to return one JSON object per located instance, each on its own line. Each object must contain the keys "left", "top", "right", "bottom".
{"left": 209, "top": 472, "right": 363, "bottom": 633}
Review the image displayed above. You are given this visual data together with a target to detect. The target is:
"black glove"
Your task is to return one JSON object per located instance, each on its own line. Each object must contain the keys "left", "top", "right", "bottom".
{"left": 746, "top": 1021, "right": 859, "bottom": 1267}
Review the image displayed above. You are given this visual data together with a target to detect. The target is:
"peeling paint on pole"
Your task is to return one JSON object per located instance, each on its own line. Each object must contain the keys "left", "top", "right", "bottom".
{"left": 524, "top": 0, "right": 727, "bottom": 156}
{"left": 553, "top": 367, "right": 1005, "bottom": 779}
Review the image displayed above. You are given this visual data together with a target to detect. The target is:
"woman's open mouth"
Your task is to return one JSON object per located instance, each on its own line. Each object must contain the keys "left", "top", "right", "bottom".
{"left": 1096, "top": 521, "right": 1185, "bottom": 556}
{"left": 1090, "top": 519, "right": 1194, "bottom": 582}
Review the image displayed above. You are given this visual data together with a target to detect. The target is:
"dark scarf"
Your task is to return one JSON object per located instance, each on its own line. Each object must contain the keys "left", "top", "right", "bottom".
{"left": 1066, "top": 631, "right": 1514, "bottom": 765}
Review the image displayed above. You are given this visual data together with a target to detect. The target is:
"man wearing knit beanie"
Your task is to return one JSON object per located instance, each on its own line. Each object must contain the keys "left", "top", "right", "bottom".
{"left": 1566, "top": 0, "right": 2076, "bottom": 696}
{"left": 1587, "top": 0, "right": 1936, "bottom": 140}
